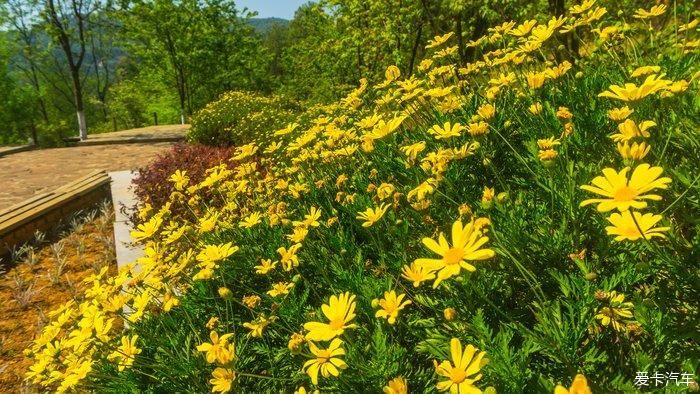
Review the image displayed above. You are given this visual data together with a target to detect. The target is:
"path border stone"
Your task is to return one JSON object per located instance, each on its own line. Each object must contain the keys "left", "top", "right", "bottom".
{"left": 0, "top": 170, "right": 111, "bottom": 261}
{"left": 0, "top": 145, "right": 35, "bottom": 158}
{"left": 76, "top": 135, "right": 184, "bottom": 147}
{"left": 108, "top": 171, "right": 143, "bottom": 271}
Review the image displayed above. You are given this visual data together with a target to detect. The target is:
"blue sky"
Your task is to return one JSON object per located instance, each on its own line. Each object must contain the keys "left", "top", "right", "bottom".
{"left": 236, "top": 0, "right": 312, "bottom": 19}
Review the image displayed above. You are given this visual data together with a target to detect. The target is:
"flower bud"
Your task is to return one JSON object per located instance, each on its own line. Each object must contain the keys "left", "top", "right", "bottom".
{"left": 458, "top": 203, "right": 473, "bottom": 217}
{"left": 443, "top": 307, "right": 457, "bottom": 321}
{"left": 496, "top": 192, "right": 509, "bottom": 204}
{"left": 688, "top": 380, "right": 699, "bottom": 392}
{"left": 594, "top": 290, "right": 608, "bottom": 301}
{"left": 585, "top": 272, "right": 598, "bottom": 281}
{"left": 288, "top": 333, "right": 305, "bottom": 354}
{"left": 218, "top": 287, "right": 233, "bottom": 299}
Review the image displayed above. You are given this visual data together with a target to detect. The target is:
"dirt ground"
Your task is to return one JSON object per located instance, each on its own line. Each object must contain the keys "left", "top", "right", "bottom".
{"left": 0, "top": 211, "right": 117, "bottom": 391}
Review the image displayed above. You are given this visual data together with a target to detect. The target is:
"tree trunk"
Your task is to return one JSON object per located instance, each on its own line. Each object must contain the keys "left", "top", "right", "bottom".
{"left": 466, "top": 15, "right": 488, "bottom": 61}
{"left": 77, "top": 111, "right": 87, "bottom": 140}
{"left": 72, "top": 68, "right": 87, "bottom": 140}
{"left": 407, "top": 17, "right": 424, "bottom": 75}
{"left": 455, "top": 14, "right": 467, "bottom": 64}
{"left": 29, "top": 120, "right": 38, "bottom": 146}
{"left": 548, "top": 0, "right": 566, "bottom": 16}
{"left": 419, "top": 0, "right": 438, "bottom": 38}
{"left": 45, "top": 0, "right": 92, "bottom": 140}
{"left": 28, "top": 63, "right": 50, "bottom": 123}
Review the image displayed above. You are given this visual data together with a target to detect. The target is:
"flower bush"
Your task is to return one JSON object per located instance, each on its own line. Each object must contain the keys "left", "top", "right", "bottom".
{"left": 25, "top": 3, "right": 699, "bottom": 393}
{"left": 130, "top": 143, "right": 237, "bottom": 220}
{"left": 187, "top": 90, "right": 304, "bottom": 146}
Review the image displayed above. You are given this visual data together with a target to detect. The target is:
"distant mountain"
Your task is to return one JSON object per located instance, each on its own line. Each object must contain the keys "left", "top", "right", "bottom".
{"left": 248, "top": 18, "right": 290, "bottom": 34}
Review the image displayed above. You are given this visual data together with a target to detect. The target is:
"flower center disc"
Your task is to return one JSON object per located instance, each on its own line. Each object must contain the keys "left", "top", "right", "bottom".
{"left": 622, "top": 225, "right": 641, "bottom": 237}
{"left": 329, "top": 318, "right": 345, "bottom": 330}
{"left": 443, "top": 248, "right": 464, "bottom": 265}
{"left": 450, "top": 367, "right": 467, "bottom": 383}
{"left": 317, "top": 349, "right": 331, "bottom": 362}
{"left": 613, "top": 186, "right": 637, "bottom": 201}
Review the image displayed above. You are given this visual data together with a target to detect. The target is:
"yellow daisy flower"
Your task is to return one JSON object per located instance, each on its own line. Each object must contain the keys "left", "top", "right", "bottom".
{"left": 429, "top": 122, "right": 465, "bottom": 139}
{"left": 415, "top": 220, "right": 496, "bottom": 288}
{"left": 304, "top": 292, "right": 358, "bottom": 341}
{"left": 598, "top": 74, "right": 672, "bottom": 101}
{"left": 605, "top": 211, "right": 670, "bottom": 241}
{"left": 374, "top": 291, "right": 412, "bottom": 324}
{"left": 633, "top": 4, "right": 666, "bottom": 19}
{"left": 196, "top": 331, "right": 235, "bottom": 365}
{"left": 401, "top": 262, "right": 436, "bottom": 287}
{"left": 554, "top": 374, "right": 592, "bottom": 394}
{"left": 106, "top": 335, "right": 141, "bottom": 371}
{"left": 357, "top": 203, "right": 391, "bottom": 227}
{"left": 616, "top": 141, "right": 650, "bottom": 161}
{"left": 210, "top": 368, "right": 236, "bottom": 393}
{"left": 255, "top": 259, "right": 277, "bottom": 275}
{"left": 580, "top": 164, "right": 671, "bottom": 212}
{"left": 267, "top": 282, "right": 294, "bottom": 297}
{"left": 435, "top": 338, "right": 487, "bottom": 393}
{"left": 383, "top": 376, "right": 408, "bottom": 394}
{"left": 607, "top": 106, "right": 634, "bottom": 121}
{"left": 303, "top": 338, "right": 347, "bottom": 385}
{"left": 595, "top": 291, "right": 636, "bottom": 331}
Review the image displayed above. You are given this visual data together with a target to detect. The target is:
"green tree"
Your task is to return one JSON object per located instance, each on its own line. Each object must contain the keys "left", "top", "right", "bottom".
{"left": 278, "top": 2, "right": 348, "bottom": 102}
{"left": 0, "top": 34, "right": 37, "bottom": 145}
{"left": 119, "top": 0, "right": 270, "bottom": 123}
{"left": 42, "top": 0, "right": 102, "bottom": 140}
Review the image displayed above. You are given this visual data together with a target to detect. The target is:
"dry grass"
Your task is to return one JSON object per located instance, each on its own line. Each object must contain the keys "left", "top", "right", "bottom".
{"left": 0, "top": 206, "right": 117, "bottom": 391}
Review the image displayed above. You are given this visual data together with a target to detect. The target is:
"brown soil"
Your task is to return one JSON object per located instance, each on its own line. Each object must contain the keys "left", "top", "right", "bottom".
{"left": 0, "top": 211, "right": 117, "bottom": 391}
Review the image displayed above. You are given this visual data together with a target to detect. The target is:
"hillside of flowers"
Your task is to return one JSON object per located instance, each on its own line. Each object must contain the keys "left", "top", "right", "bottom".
{"left": 24, "top": 2, "right": 699, "bottom": 393}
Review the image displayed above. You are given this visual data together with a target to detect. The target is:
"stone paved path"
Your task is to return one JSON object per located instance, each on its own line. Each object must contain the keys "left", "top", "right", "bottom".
{"left": 0, "top": 142, "right": 174, "bottom": 210}
{"left": 77, "top": 124, "right": 188, "bottom": 145}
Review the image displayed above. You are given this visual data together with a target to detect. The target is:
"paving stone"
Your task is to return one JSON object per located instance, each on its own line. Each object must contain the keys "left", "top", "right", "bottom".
{"left": 0, "top": 142, "right": 174, "bottom": 210}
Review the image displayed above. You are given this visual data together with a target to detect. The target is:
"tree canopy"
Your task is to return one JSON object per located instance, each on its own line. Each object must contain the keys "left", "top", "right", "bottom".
{"left": 0, "top": 0, "right": 686, "bottom": 145}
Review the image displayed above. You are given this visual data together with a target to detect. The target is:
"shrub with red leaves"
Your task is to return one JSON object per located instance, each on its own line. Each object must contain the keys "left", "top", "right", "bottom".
{"left": 131, "top": 143, "right": 235, "bottom": 213}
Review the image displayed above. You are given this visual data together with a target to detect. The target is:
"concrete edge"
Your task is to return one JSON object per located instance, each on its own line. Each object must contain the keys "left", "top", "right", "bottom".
{"left": 0, "top": 145, "right": 36, "bottom": 158}
{"left": 76, "top": 136, "right": 185, "bottom": 147}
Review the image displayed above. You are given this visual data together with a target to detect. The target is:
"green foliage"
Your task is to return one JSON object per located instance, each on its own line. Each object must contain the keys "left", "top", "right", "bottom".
{"left": 0, "top": 32, "right": 38, "bottom": 145}
{"left": 120, "top": 0, "right": 272, "bottom": 116}
{"left": 188, "top": 91, "right": 302, "bottom": 146}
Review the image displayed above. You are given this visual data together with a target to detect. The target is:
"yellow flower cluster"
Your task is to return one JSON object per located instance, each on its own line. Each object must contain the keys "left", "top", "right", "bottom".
{"left": 23, "top": 2, "right": 698, "bottom": 392}
{"left": 581, "top": 62, "right": 686, "bottom": 242}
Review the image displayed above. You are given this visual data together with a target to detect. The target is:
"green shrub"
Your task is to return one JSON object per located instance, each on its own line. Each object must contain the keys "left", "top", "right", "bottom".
{"left": 36, "top": 121, "right": 69, "bottom": 147}
{"left": 187, "top": 91, "right": 303, "bottom": 146}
